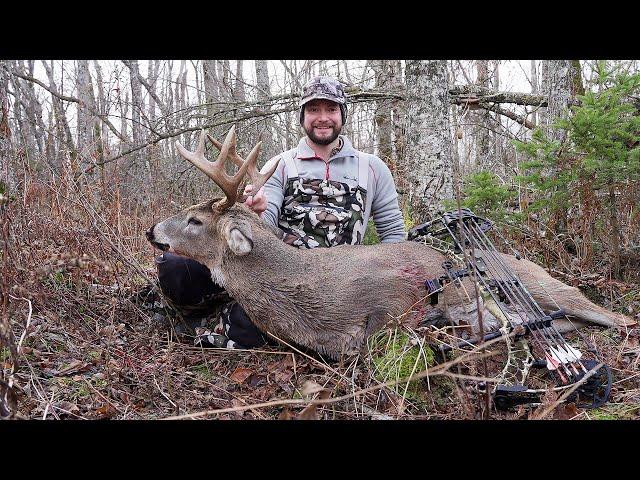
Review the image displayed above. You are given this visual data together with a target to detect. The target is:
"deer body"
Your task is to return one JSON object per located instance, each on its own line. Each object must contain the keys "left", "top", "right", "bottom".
{"left": 149, "top": 200, "right": 634, "bottom": 359}
{"left": 146, "top": 127, "right": 635, "bottom": 359}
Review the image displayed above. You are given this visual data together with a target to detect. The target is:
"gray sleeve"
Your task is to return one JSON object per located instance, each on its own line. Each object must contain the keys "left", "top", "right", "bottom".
{"left": 370, "top": 157, "right": 406, "bottom": 243}
{"left": 260, "top": 155, "right": 285, "bottom": 228}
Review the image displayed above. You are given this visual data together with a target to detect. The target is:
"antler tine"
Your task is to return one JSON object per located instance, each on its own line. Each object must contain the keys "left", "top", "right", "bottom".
{"left": 238, "top": 141, "right": 280, "bottom": 202}
{"left": 207, "top": 132, "right": 243, "bottom": 168}
{"left": 206, "top": 132, "right": 276, "bottom": 193}
{"left": 176, "top": 130, "right": 208, "bottom": 171}
{"left": 175, "top": 127, "right": 252, "bottom": 211}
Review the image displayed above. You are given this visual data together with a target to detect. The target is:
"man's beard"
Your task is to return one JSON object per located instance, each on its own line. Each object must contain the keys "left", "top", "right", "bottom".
{"left": 304, "top": 124, "right": 342, "bottom": 145}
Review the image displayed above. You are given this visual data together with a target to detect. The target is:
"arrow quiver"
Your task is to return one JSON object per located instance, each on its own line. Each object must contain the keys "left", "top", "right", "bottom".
{"left": 409, "top": 208, "right": 612, "bottom": 411}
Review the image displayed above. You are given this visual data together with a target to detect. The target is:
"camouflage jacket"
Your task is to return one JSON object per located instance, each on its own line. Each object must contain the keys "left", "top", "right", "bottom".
{"left": 261, "top": 136, "right": 406, "bottom": 246}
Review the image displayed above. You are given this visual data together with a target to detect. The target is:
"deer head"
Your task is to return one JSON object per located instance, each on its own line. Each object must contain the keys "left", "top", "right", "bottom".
{"left": 146, "top": 127, "right": 279, "bottom": 278}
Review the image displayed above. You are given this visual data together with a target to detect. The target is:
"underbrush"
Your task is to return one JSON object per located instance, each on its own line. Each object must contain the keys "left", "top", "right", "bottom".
{"left": 1, "top": 173, "right": 639, "bottom": 420}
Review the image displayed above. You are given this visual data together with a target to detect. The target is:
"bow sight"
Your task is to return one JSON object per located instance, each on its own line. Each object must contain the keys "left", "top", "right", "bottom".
{"left": 409, "top": 208, "right": 612, "bottom": 411}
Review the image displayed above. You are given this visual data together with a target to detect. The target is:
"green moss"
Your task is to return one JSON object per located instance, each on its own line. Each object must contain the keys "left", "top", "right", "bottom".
{"left": 87, "top": 350, "right": 102, "bottom": 361}
{"left": 55, "top": 377, "right": 92, "bottom": 400}
{"left": 369, "top": 330, "right": 434, "bottom": 401}
{"left": 591, "top": 404, "right": 640, "bottom": 420}
{"left": 191, "top": 364, "right": 215, "bottom": 381}
{"left": 0, "top": 347, "right": 10, "bottom": 363}
{"left": 43, "top": 271, "right": 74, "bottom": 289}
{"left": 363, "top": 220, "right": 380, "bottom": 245}
{"left": 590, "top": 410, "right": 619, "bottom": 420}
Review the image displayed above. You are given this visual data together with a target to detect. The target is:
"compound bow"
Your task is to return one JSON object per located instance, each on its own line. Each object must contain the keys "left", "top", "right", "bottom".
{"left": 408, "top": 208, "right": 612, "bottom": 411}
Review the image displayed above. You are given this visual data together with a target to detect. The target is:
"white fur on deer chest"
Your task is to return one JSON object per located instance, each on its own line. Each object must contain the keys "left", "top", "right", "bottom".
{"left": 210, "top": 267, "right": 227, "bottom": 287}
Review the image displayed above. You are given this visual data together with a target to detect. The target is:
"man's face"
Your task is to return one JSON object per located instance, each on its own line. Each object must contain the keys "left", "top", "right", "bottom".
{"left": 302, "top": 99, "right": 343, "bottom": 146}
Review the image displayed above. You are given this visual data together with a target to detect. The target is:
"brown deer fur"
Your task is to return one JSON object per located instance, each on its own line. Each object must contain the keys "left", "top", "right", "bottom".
{"left": 147, "top": 199, "right": 636, "bottom": 359}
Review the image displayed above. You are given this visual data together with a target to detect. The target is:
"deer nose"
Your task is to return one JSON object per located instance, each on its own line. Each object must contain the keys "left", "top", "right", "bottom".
{"left": 145, "top": 225, "right": 155, "bottom": 241}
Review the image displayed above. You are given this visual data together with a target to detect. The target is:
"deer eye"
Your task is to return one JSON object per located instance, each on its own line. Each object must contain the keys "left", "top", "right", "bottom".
{"left": 187, "top": 217, "right": 202, "bottom": 226}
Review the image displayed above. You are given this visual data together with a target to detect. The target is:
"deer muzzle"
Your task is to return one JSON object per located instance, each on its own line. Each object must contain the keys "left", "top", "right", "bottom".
{"left": 146, "top": 224, "right": 170, "bottom": 251}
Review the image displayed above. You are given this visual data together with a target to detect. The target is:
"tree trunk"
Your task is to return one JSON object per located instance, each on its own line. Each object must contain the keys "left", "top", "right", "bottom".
{"left": 372, "top": 60, "right": 395, "bottom": 173}
{"left": 475, "top": 60, "right": 491, "bottom": 167}
{"left": 542, "top": 60, "right": 576, "bottom": 144}
{"left": 125, "top": 60, "right": 144, "bottom": 169}
{"left": 202, "top": 60, "right": 219, "bottom": 119}
{"left": 403, "top": 60, "right": 454, "bottom": 221}
{"left": 608, "top": 186, "right": 622, "bottom": 279}
{"left": 254, "top": 60, "right": 275, "bottom": 162}
{"left": 233, "top": 60, "right": 245, "bottom": 102}
{"left": 92, "top": 61, "right": 109, "bottom": 162}
{"left": 23, "top": 60, "right": 46, "bottom": 160}
{"left": 76, "top": 60, "right": 96, "bottom": 172}
{"left": 492, "top": 60, "right": 504, "bottom": 174}
{"left": 42, "top": 60, "right": 75, "bottom": 168}
{"left": 391, "top": 60, "right": 404, "bottom": 180}
{"left": 0, "top": 61, "right": 16, "bottom": 191}
{"left": 179, "top": 60, "right": 188, "bottom": 110}
{"left": 541, "top": 60, "right": 583, "bottom": 235}
{"left": 530, "top": 60, "right": 539, "bottom": 127}
{"left": 217, "top": 60, "right": 231, "bottom": 101}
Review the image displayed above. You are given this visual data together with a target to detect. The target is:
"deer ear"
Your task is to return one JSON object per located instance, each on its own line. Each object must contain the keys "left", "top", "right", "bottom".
{"left": 225, "top": 224, "right": 254, "bottom": 256}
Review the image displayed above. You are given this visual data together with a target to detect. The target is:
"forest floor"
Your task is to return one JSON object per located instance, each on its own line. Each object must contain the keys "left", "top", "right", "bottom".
{"left": 2, "top": 179, "right": 640, "bottom": 420}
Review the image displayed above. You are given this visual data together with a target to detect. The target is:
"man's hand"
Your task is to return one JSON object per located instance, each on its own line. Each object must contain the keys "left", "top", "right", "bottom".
{"left": 243, "top": 184, "right": 267, "bottom": 215}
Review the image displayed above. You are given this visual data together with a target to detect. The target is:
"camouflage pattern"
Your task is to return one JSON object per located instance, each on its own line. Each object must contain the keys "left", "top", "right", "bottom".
{"left": 279, "top": 176, "right": 367, "bottom": 249}
{"left": 299, "top": 75, "right": 348, "bottom": 124}
{"left": 299, "top": 76, "right": 347, "bottom": 107}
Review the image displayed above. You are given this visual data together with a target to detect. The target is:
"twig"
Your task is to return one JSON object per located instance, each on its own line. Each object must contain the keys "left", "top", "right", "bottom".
{"left": 162, "top": 347, "right": 498, "bottom": 420}
{"left": 153, "top": 374, "right": 178, "bottom": 413}
{"left": 530, "top": 362, "right": 605, "bottom": 420}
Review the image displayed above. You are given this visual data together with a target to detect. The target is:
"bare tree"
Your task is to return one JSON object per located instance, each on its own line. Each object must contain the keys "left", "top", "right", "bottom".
{"left": 372, "top": 60, "right": 395, "bottom": 172}
{"left": 0, "top": 62, "right": 15, "bottom": 190}
{"left": 124, "top": 60, "right": 144, "bottom": 170}
{"left": 254, "top": 60, "right": 275, "bottom": 161}
{"left": 202, "top": 60, "right": 219, "bottom": 119}
{"left": 233, "top": 60, "right": 245, "bottom": 102}
{"left": 403, "top": 60, "right": 454, "bottom": 220}
{"left": 542, "top": 60, "right": 577, "bottom": 144}
{"left": 93, "top": 61, "right": 111, "bottom": 160}
{"left": 76, "top": 60, "right": 97, "bottom": 171}
{"left": 42, "top": 61, "right": 76, "bottom": 168}
{"left": 475, "top": 60, "right": 491, "bottom": 166}
{"left": 530, "top": 60, "right": 539, "bottom": 127}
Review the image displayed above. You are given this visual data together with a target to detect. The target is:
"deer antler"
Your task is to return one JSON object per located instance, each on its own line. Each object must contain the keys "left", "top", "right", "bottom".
{"left": 206, "top": 131, "right": 278, "bottom": 203}
{"left": 175, "top": 126, "right": 271, "bottom": 211}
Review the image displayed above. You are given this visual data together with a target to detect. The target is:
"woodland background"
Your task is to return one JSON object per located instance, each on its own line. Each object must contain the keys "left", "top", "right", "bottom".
{"left": 0, "top": 59, "right": 639, "bottom": 420}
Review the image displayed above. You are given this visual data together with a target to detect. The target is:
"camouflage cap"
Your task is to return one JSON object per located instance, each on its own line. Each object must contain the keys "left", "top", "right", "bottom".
{"left": 299, "top": 75, "right": 348, "bottom": 124}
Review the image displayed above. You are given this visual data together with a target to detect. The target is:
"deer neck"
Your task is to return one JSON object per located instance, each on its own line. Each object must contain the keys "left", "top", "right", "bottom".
{"left": 213, "top": 223, "right": 305, "bottom": 299}
{"left": 212, "top": 223, "right": 332, "bottom": 344}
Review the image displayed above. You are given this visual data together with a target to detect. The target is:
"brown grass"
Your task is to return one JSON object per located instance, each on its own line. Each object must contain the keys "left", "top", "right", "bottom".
{"left": 1, "top": 171, "right": 639, "bottom": 420}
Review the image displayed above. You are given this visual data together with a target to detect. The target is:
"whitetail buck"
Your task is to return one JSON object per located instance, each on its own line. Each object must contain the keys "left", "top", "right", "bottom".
{"left": 146, "top": 127, "right": 635, "bottom": 359}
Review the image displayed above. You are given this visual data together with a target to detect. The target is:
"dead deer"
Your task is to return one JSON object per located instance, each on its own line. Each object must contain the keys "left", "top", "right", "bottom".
{"left": 146, "top": 127, "right": 636, "bottom": 359}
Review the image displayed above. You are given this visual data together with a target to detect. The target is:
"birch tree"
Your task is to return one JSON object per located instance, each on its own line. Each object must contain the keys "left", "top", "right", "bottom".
{"left": 403, "top": 60, "right": 454, "bottom": 220}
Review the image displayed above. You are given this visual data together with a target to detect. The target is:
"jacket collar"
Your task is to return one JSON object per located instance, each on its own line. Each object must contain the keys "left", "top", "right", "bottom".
{"left": 295, "top": 135, "right": 357, "bottom": 162}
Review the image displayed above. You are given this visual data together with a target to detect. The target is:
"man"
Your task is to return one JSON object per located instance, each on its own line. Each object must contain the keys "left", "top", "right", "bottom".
{"left": 154, "top": 75, "right": 406, "bottom": 349}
